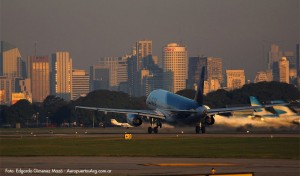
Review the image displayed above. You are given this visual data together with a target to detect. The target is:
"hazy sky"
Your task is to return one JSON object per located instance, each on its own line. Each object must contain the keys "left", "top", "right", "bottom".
{"left": 1, "top": 0, "right": 299, "bottom": 80}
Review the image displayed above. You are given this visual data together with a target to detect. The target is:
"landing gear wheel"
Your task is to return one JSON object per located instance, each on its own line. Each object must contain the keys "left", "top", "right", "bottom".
{"left": 195, "top": 126, "right": 200, "bottom": 134}
{"left": 148, "top": 127, "right": 153, "bottom": 134}
{"left": 201, "top": 126, "right": 206, "bottom": 133}
{"left": 153, "top": 127, "right": 158, "bottom": 134}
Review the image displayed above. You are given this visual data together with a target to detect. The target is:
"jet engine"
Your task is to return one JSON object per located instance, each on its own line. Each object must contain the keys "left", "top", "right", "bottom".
{"left": 126, "top": 114, "right": 143, "bottom": 127}
{"left": 202, "top": 105, "right": 215, "bottom": 125}
{"left": 204, "top": 115, "right": 215, "bottom": 125}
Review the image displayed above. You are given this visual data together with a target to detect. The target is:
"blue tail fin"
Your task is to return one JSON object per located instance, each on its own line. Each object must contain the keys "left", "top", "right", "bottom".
{"left": 249, "top": 96, "right": 262, "bottom": 106}
{"left": 194, "top": 66, "right": 205, "bottom": 106}
{"left": 249, "top": 96, "right": 264, "bottom": 112}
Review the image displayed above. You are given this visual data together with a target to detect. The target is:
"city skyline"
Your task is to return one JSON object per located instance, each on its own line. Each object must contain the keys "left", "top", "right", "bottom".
{"left": 1, "top": 40, "right": 299, "bottom": 105}
{"left": 1, "top": 0, "right": 299, "bottom": 80}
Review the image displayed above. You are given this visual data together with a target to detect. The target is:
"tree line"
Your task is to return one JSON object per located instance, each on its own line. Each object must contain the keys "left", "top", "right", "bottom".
{"left": 1, "top": 81, "right": 299, "bottom": 128}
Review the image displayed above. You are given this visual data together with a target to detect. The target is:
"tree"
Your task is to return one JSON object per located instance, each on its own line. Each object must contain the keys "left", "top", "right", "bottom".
{"left": 9, "top": 99, "right": 35, "bottom": 126}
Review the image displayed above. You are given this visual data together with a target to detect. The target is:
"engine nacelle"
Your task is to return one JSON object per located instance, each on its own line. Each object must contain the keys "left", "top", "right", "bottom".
{"left": 204, "top": 115, "right": 215, "bottom": 125}
{"left": 126, "top": 114, "right": 143, "bottom": 127}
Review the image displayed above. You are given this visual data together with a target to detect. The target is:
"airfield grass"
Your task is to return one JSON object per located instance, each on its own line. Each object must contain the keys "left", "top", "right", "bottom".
{"left": 0, "top": 136, "right": 299, "bottom": 159}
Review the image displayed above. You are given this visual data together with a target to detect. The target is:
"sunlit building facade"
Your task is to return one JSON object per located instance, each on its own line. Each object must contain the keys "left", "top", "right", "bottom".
{"left": 0, "top": 41, "right": 24, "bottom": 104}
{"left": 163, "top": 43, "right": 188, "bottom": 93}
{"left": 0, "top": 77, "right": 13, "bottom": 104}
{"left": 51, "top": 51, "right": 72, "bottom": 101}
{"left": 254, "top": 71, "right": 271, "bottom": 83}
{"left": 1, "top": 41, "right": 22, "bottom": 78}
{"left": 226, "top": 70, "right": 245, "bottom": 90}
{"left": 72, "top": 69, "right": 90, "bottom": 100}
{"left": 27, "top": 56, "right": 50, "bottom": 102}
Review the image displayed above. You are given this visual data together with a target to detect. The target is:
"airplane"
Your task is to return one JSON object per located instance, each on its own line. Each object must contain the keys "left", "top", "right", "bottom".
{"left": 250, "top": 96, "right": 297, "bottom": 117}
{"left": 269, "top": 100, "right": 298, "bottom": 116}
{"left": 111, "top": 119, "right": 133, "bottom": 128}
{"left": 75, "top": 67, "right": 283, "bottom": 134}
{"left": 249, "top": 96, "right": 279, "bottom": 118}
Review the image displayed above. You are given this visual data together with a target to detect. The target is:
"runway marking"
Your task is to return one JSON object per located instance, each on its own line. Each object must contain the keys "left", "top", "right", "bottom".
{"left": 142, "top": 163, "right": 239, "bottom": 167}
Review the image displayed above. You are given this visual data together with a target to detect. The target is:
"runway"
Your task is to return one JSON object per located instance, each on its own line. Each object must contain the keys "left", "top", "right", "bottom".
{"left": 1, "top": 156, "right": 299, "bottom": 176}
{"left": 1, "top": 127, "right": 299, "bottom": 176}
{"left": 1, "top": 125, "right": 299, "bottom": 137}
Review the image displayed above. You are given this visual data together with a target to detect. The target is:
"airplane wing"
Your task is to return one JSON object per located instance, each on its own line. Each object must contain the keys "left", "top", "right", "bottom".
{"left": 75, "top": 106, "right": 165, "bottom": 119}
{"left": 76, "top": 101, "right": 290, "bottom": 119}
{"left": 206, "top": 106, "right": 262, "bottom": 115}
{"left": 206, "top": 101, "right": 292, "bottom": 115}
{"left": 159, "top": 103, "right": 290, "bottom": 114}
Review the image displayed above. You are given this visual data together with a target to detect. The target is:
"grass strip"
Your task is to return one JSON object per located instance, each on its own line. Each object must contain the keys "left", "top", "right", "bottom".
{"left": 0, "top": 137, "right": 299, "bottom": 159}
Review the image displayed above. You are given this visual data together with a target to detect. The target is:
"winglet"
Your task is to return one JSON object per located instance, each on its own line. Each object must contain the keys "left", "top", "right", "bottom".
{"left": 194, "top": 66, "right": 205, "bottom": 106}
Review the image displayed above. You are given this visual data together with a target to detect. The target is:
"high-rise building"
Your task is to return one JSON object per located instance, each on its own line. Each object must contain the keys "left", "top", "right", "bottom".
{"left": 51, "top": 51, "right": 72, "bottom": 101}
{"left": 268, "top": 44, "right": 283, "bottom": 70}
{"left": 0, "top": 41, "right": 24, "bottom": 104}
{"left": 284, "top": 51, "right": 295, "bottom": 68}
{"left": 273, "top": 57, "right": 289, "bottom": 84}
{"left": 0, "top": 90, "right": 5, "bottom": 105}
{"left": 187, "top": 56, "right": 222, "bottom": 93}
{"left": 27, "top": 56, "right": 50, "bottom": 102}
{"left": 138, "top": 66, "right": 163, "bottom": 97}
{"left": 207, "top": 57, "right": 223, "bottom": 86}
{"left": 136, "top": 40, "right": 152, "bottom": 70}
{"left": 163, "top": 43, "right": 188, "bottom": 93}
{"left": 296, "top": 44, "right": 300, "bottom": 77}
{"left": 187, "top": 56, "right": 206, "bottom": 89}
{"left": 90, "top": 57, "right": 128, "bottom": 91}
{"left": 1, "top": 41, "right": 23, "bottom": 79}
{"left": 226, "top": 70, "right": 245, "bottom": 90}
{"left": 0, "top": 77, "right": 13, "bottom": 104}
{"left": 72, "top": 69, "right": 90, "bottom": 100}
{"left": 254, "top": 71, "right": 272, "bottom": 83}
{"left": 90, "top": 65, "right": 109, "bottom": 90}
{"left": 127, "top": 55, "right": 138, "bottom": 96}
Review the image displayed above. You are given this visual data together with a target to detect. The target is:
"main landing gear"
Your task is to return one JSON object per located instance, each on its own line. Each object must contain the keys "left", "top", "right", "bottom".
{"left": 148, "top": 118, "right": 162, "bottom": 134}
{"left": 195, "top": 123, "right": 206, "bottom": 134}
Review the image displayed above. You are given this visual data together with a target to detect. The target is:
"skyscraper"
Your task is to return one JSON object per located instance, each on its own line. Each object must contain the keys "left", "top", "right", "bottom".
{"left": 0, "top": 77, "right": 13, "bottom": 104}
{"left": 72, "top": 69, "right": 90, "bottom": 100}
{"left": 51, "top": 51, "right": 72, "bottom": 101}
{"left": 136, "top": 40, "right": 152, "bottom": 70}
{"left": 297, "top": 44, "right": 300, "bottom": 77}
{"left": 273, "top": 57, "right": 289, "bottom": 84}
{"left": 127, "top": 55, "right": 138, "bottom": 96}
{"left": 187, "top": 56, "right": 222, "bottom": 93}
{"left": 226, "top": 70, "right": 245, "bottom": 90}
{"left": 207, "top": 57, "right": 223, "bottom": 85}
{"left": 0, "top": 41, "right": 23, "bottom": 78}
{"left": 163, "top": 43, "right": 188, "bottom": 93}
{"left": 0, "top": 41, "right": 23, "bottom": 104}
{"left": 27, "top": 56, "right": 50, "bottom": 102}
{"left": 268, "top": 44, "right": 282, "bottom": 70}
{"left": 91, "top": 57, "right": 128, "bottom": 91}
{"left": 187, "top": 56, "right": 206, "bottom": 89}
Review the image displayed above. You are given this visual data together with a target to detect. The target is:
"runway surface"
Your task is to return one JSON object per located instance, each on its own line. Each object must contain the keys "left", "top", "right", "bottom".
{"left": 1, "top": 156, "right": 299, "bottom": 176}
{"left": 1, "top": 127, "right": 299, "bottom": 175}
